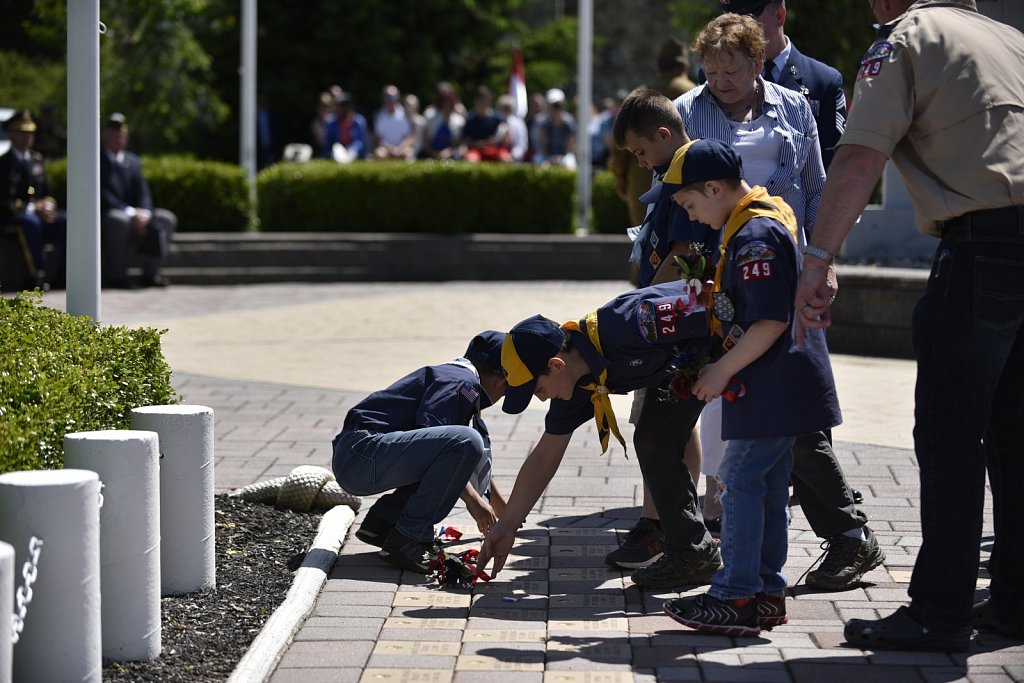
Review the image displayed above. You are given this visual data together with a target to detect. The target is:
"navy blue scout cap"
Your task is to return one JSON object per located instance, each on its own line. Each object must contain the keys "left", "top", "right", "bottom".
{"left": 465, "top": 330, "right": 506, "bottom": 371}
{"left": 720, "top": 0, "right": 775, "bottom": 16}
{"left": 500, "top": 314, "right": 564, "bottom": 414}
{"left": 662, "top": 139, "right": 743, "bottom": 195}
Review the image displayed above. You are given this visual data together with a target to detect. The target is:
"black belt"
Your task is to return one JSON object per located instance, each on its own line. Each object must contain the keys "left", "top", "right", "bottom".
{"left": 942, "top": 205, "right": 1024, "bottom": 238}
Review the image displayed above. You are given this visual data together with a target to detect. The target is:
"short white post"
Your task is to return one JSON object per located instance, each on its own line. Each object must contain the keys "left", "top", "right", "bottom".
{"left": 0, "top": 540, "right": 13, "bottom": 683}
{"left": 132, "top": 405, "right": 216, "bottom": 595}
{"left": 0, "top": 470, "right": 102, "bottom": 683}
{"left": 64, "top": 430, "right": 161, "bottom": 661}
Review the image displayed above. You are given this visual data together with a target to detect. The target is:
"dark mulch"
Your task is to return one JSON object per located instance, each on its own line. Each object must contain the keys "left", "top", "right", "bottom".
{"left": 103, "top": 494, "right": 323, "bottom": 683}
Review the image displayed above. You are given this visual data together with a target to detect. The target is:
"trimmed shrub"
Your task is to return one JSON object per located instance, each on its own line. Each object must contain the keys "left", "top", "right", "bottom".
{"left": 257, "top": 160, "right": 576, "bottom": 233}
{"left": 0, "top": 292, "right": 179, "bottom": 473}
{"left": 46, "top": 156, "right": 251, "bottom": 232}
{"left": 591, "top": 170, "right": 632, "bottom": 235}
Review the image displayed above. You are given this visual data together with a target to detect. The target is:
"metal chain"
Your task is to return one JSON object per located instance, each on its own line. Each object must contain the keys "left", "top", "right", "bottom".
{"left": 10, "top": 536, "right": 43, "bottom": 645}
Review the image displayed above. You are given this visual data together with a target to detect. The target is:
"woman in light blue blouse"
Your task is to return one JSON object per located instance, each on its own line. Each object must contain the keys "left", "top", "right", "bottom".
{"left": 676, "top": 12, "right": 825, "bottom": 243}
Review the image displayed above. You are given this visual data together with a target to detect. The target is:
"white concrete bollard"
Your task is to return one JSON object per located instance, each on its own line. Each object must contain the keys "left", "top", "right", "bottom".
{"left": 0, "top": 540, "right": 13, "bottom": 683}
{"left": 0, "top": 469, "right": 102, "bottom": 683}
{"left": 132, "top": 405, "right": 216, "bottom": 595}
{"left": 64, "top": 430, "right": 161, "bottom": 661}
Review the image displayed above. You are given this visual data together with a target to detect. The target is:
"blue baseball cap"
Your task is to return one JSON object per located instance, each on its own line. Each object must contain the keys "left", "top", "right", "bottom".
{"left": 500, "top": 314, "right": 565, "bottom": 414}
{"left": 662, "top": 138, "right": 743, "bottom": 195}
{"left": 464, "top": 330, "right": 506, "bottom": 371}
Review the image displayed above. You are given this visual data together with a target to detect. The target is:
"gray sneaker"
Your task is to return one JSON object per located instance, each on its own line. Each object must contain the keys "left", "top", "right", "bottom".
{"left": 806, "top": 527, "right": 885, "bottom": 590}
{"left": 630, "top": 544, "right": 722, "bottom": 590}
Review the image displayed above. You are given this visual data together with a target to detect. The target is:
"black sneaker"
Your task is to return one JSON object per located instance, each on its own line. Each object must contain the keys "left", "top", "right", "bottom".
{"left": 663, "top": 593, "right": 760, "bottom": 637}
{"left": 756, "top": 592, "right": 788, "bottom": 629}
{"left": 379, "top": 528, "right": 433, "bottom": 574}
{"left": 974, "top": 598, "right": 1024, "bottom": 639}
{"left": 355, "top": 507, "right": 394, "bottom": 548}
{"left": 845, "top": 606, "right": 973, "bottom": 652}
{"left": 605, "top": 518, "right": 664, "bottom": 569}
{"left": 806, "top": 527, "right": 885, "bottom": 590}
{"left": 630, "top": 544, "right": 722, "bottom": 590}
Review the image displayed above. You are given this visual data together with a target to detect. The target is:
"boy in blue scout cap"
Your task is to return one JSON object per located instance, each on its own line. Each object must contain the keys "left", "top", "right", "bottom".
{"left": 331, "top": 331, "right": 508, "bottom": 573}
{"left": 607, "top": 87, "right": 719, "bottom": 571}
{"left": 477, "top": 280, "right": 723, "bottom": 590}
{"left": 656, "top": 138, "right": 841, "bottom": 635}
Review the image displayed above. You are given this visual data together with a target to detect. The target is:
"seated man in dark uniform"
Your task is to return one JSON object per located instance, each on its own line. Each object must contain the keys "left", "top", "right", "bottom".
{"left": 100, "top": 112, "right": 177, "bottom": 288}
{"left": 0, "top": 110, "right": 67, "bottom": 289}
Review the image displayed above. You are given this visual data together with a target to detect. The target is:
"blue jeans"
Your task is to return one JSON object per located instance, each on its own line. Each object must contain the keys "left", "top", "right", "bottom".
{"left": 332, "top": 426, "right": 484, "bottom": 541}
{"left": 909, "top": 216, "right": 1024, "bottom": 628}
{"left": 712, "top": 436, "right": 795, "bottom": 600}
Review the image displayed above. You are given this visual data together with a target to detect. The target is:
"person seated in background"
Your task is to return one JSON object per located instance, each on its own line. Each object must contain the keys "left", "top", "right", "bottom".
{"left": 311, "top": 91, "right": 335, "bottom": 155}
{"left": 371, "top": 84, "right": 417, "bottom": 161}
{"left": 535, "top": 88, "right": 577, "bottom": 169}
{"left": 421, "top": 82, "right": 465, "bottom": 161}
{"left": 324, "top": 91, "right": 370, "bottom": 162}
{"left": 496, "top": 94, "right": 529, "bottom": 163}
{"left": 461, "top": 86, "right": 511, "bottom": 163}
{"left": 0, "top": 110, "right": 67, "bottom": 289}
{"left": 99, "top": 113, "right": 177, "bottom": 288}
{"left": 403, "top": 93, "right": 427, "bottom": 160}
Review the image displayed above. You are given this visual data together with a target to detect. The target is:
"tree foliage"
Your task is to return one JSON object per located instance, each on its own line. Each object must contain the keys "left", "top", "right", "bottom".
{"left": 191, "top": 0, "right": 534, "bottom": 160}
{"left": 14, "top": 0, "right": 229, "bottom": 155}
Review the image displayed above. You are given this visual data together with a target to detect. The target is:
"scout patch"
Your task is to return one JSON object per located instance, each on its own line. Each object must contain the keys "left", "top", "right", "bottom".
{"left": 723, "top": 323, "right": 745, "bottom": 352}
{"left": 712, "top": 291, "right": 735, "bottom": 325}
{"left": 636, "top": 291, "right": 705, "bottom": 343}
{"left": 649, "top": 250, "right": 662, "bottom": 270}
{"left": 858, "top": 41, "right": 894, "bottom": 80}
{"left": 736, "top": 240, "right": 777, "bottom": 282}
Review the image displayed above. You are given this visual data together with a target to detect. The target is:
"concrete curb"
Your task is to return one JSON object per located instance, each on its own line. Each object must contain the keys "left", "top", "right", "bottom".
{"left": 227, "top": 504, "right": 356, "bottom": 683}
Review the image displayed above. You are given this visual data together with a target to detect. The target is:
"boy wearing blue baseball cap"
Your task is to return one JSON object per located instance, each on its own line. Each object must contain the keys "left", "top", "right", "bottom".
{"left": 608, "top": 87, "right": 720, "bottom": 572}
{"left": 656, "top": 138, "right": 841, "bottom": 635}
{"left": 478, "top": 279, "right": 724, "bottom": 590}
{"left": 331, "top": 331, "right": 509, "bottom": 573}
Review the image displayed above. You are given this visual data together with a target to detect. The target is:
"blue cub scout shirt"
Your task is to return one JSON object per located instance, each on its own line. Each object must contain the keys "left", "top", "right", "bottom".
{"left": 341, "top": 363, "right": 488, "bottom": 434}
{"left": 717, "top": 217, "right": 841, "bottom": 440}
{"left": 544, "top": 280, "right": 713, "bottom": 435}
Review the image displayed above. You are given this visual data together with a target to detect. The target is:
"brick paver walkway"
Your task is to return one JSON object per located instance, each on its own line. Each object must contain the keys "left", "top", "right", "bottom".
{"left": 37, "top": 283, "right": 1024, "bottom": 682}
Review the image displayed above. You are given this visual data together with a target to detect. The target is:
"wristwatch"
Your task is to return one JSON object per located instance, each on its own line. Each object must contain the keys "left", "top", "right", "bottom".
{"left": 801, "top": 244, "right": 835, "bottom": 265}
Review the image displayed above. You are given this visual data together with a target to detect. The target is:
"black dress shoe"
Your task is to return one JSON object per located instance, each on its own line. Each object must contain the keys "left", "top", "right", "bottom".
{"left": 845, "top": 606, "right": 974, "bottom": 652}
{"left": 852, "top": 488, "right": 864, "bottom": 504}
{"left": 974, "top": 598, "right": 1024, "bottom": 639}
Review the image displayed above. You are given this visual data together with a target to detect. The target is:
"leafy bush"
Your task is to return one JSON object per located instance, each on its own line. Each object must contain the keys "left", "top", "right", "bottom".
{"left": 591, "top": 170, "right": 632, "bottom": 235}
{"left": 257, "top": 160, "right": 576, "bottom": 233}
{"left": 0, "top": 292, "right": 179, "bottom": 473}
{"left": 46, "top": 156, "right": 252, "bottom": 232}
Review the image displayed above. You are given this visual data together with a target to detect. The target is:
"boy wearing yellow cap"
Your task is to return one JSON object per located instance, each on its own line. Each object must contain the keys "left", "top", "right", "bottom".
{"left": 658, "top": 138, "right": 841, "bottom": 635}
{"left": 478, "top": 279, "right": 723, "bottom": 590}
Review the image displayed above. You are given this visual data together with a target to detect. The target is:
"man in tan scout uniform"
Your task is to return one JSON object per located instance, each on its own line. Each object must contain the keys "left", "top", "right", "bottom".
{"left": 795, "top": 0, "right": 1024, "bottom": 652}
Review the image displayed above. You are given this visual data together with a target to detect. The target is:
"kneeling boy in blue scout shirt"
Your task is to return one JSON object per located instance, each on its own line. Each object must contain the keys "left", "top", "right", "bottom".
{"left": 659, "top": 139, "right": 842, "bottom": 635}
{"left": 331, "top": 331, "right": 508, "bottom": 573}
{"left": 476, "top": 281, "right": 722, "bottom": 588}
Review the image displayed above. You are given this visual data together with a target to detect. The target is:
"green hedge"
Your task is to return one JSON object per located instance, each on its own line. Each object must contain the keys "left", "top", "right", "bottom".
{"left": 257, "top": 160, "right": 576, "bottom": 233}
{"left": 0, "top": 293, "right": 179, "bottom": 473}
{"left": 47, "top": 156, "right": 251, "bottom": 232}
{"left": 41, "top": 156, "right": 630, "bottom": 234}
{"left": 591, "top": 170, "right": 632, "bottom": 235}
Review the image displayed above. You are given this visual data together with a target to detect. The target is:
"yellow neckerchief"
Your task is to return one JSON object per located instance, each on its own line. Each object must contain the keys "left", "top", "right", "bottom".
{"left": 561, "top": 311, "right": 628, "bottom": 457}
{"left": 710, "top": 186, "right": 799, "bottom": 336}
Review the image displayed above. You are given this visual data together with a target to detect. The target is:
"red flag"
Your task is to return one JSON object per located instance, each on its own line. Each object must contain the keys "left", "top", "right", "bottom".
{"left": 508, "top": 48, "right": 528, "bottom": 119}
